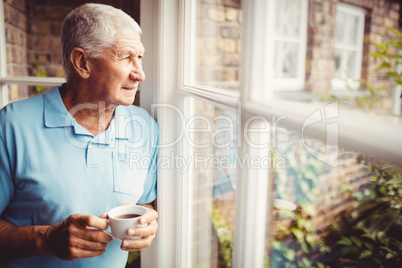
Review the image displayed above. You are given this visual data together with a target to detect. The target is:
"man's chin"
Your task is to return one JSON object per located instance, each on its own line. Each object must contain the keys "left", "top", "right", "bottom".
{"left": 118, "top": 92, "right": 137, "bottom": 106}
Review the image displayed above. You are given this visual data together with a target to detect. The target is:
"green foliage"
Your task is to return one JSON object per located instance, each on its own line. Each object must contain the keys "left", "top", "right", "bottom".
{"left": 327, "top": 156, "right": 402, "bottom": 267}
{"left": 31, "top": 55, "right": 47, "bottom": 94}
{"left": 211, "top": 205, "right": 233, "bottom": 268}
{"left": 369, "top": 28, "right": 402, "bottom": 88}
{"left": 270, "top": 209, "right": 330, "bottom": 268}
{"left": 270, "top": 139, "right": 329, "bottom": 267}
{"left": 276, "top": 140, "right": 322, "bottom": 206}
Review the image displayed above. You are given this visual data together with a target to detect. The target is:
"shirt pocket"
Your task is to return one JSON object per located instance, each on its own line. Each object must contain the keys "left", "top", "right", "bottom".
{"left": 112, "top": 152, "right": 147, "bottom": 197}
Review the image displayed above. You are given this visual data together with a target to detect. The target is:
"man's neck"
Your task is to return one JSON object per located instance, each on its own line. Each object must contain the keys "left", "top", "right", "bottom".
{"left": 60, "top": 83, "right": 117, "bottom": 136}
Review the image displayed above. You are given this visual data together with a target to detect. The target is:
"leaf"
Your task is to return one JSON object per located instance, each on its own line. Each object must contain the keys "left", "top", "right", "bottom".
{"left": 363, "top": 242, "right": 374, "bottom": 251}
{"left": 377, "top": 62, "right": 391, "bottom": 70}
{"left": 387, "top": 28, "right": 402, "bottom": 38}
{"left": 386, "top": 253, "right": 395, "bottom": 259}
{"left": 351, "top": 237, "right": 363, "bottom": 247}
{"left": 293, "top": 229, "right": 304, "bottom": 242}
{"left": 377, "top": 231, "right": 386, "bottom": 242}
{"left": 358, "top": 250, "right": 372, "bottom": 259}
{"left": 374, "top": 43, "right": 385, "bottom": 51}
{"left": 386, "top": 177, "right": 402, "bottom": 184}
{"left": 362, "top": 233, "right": 376, "bottom": 241}
{"left": 369, "top": 51, "right": 384, "bottom": 58}
{"left": 338, "top": 237, "right": 352, "bottom": 245}
{"left": 385, "top": 71, "right": 398, "bottom": 77}
{"left": 284, "top": 249, "right": 296, "bottom": 261}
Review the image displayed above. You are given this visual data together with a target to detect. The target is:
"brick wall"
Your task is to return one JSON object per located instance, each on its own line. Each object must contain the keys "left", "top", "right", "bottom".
{"left": 196, "top": 0, "right": 242, "bottom": 91}
{"left": 3, "top": 0, "right": 29, "bottom": 100}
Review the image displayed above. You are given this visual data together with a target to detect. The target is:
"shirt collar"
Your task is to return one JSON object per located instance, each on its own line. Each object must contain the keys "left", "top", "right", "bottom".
{"left": 44, "top": 85, "right": 131, "bottom": 141}
{"left": 44, "top": 85, "right": 73, "bottom": 128}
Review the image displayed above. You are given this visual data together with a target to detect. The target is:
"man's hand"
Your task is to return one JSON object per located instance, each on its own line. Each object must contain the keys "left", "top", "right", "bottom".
{"left": 45, "top": 214, "right": 113, "bottom": 261}
{"left": 120, "top": 203, "right": 159, "bottom": 251}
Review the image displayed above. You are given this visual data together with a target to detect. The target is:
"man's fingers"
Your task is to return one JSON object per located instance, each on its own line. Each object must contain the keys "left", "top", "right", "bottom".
{"left": 69, "top": 235, "right": 110, "bottom": 251}
{"left": 139, "top": 209, "right": 158, "bottom": 225}
{"left": 70, "top": 214, "right": 109, "bottom": 230}
{"left": 128, "top": 220, "right": 158, "bottom": 238}
{"left": 98, "top": 212, "right": 108, "bottom": 219}
{"left": 121, "top": 235, "right": 155, "bottom": 251}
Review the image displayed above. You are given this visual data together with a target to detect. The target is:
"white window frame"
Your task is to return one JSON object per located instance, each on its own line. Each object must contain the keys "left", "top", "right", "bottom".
{"left": 147, "top": 1, "right": 402, "bottom": 268}
{"left": 331, "top": 3, "right": 365, "bottom": 91}
{"left": 265, "top": 0, "right": 308, "bottom": 92}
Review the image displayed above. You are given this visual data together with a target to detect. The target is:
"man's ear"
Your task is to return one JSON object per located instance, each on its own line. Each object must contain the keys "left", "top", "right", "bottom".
{"left": 70, "top": 48, "right": 92, "bottom": 79}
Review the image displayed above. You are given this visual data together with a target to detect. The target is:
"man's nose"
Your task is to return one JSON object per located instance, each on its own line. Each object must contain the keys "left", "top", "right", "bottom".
{"left": 130, "top": 66, "right": 145, "bottom": 82}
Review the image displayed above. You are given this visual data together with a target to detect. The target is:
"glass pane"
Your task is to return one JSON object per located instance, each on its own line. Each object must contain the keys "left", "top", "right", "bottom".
{"left": 336, "top": 11, "right": 359, "bottom": 46}
{"left": 189, "top": 97, "right": 238, "bottom": 268}
{"left": 195, "top": 0, "right": 242, "bottom": 91}
{"left": 265, "top": 127, "right": 402, "bottom": 267}
{"left": 275, "top": 0, "right": 302, "bottom": 37}
{"left": 267, "top": 2, "right": 400, "bottom": 116}
{"left": 334, "top": 48, "right": 357, "bottom": 79}
{"left": 274, "top": 41, "right": 299, "bottom": 78}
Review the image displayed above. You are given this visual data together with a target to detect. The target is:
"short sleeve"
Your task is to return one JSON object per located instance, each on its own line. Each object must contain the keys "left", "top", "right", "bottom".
{"left": 0, "top": 130, "right": 15, "bottom": 214}
{"left": 137, "top": 121, "right": 158, "bottom": 204}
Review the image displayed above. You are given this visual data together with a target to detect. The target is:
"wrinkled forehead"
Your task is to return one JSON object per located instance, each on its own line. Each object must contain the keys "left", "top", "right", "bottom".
{"left": 109, "top": 27, "right": 144, "bottom": 55}
{"left": 116, "top": 25, "right": 141, "bottom": 40}
{"left": 116, "top": 27, "right": 143, "bottom": 45}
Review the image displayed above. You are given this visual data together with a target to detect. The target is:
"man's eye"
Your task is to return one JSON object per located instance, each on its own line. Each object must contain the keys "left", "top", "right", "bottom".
{"left": 138, "top": 55, "right": 143, "bottom": 60}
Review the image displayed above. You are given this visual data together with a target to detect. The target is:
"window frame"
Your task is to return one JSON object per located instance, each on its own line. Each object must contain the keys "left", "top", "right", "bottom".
{"left": 151, "top": 0, "right": 402, "bottom": 267}
{"left": 265, "top": 0, "right": 309, "bottom": 92}
{"left": 331, "top": 3, "right": 366, "bottom": 91}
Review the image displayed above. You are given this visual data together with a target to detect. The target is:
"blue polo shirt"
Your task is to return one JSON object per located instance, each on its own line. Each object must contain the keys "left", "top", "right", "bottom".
{"left": 0, "top": 86, "right": 158, "bottom": 267}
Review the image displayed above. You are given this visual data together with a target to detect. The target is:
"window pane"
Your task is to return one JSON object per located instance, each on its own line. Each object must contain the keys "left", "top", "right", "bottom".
{"left": 195, "top": 0, "right": 242, "bottom": 91}
{"left": 274, "top": 41, "right": 299, "bottom": 79}
{"left": 275, "top": 0, "right": 303, "bottom": 37}
{"left": 265, "top": 2, "right": 401, "bottom": 117}
{"left": 335, "top": 11, "right": 359, "bottom": 46}
{"left": 264, "top": 0, "right": 308, "bottom": 91}
{"left": 334, "top": 48, "right": 358, "bottom": 79}
{"left": 189, "top": 97, "right": 238, "bottom": 267}
{"left": 265, "top": 127, "right": 402, "bottom": 267}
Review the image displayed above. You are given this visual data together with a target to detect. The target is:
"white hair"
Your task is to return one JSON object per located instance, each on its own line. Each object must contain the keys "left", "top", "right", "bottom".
{"left": 61, "top": 3, "right": 142, "bottom": 80}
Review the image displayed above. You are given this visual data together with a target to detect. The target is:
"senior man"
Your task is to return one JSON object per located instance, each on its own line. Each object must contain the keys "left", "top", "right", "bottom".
{"left": 0, "top": 3, "right": 158, "bottom": 267}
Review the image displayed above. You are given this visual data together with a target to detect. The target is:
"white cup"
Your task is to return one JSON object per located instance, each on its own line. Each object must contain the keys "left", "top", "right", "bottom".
{"left": 105, "top": 205, "right": 148, "bottom": 241}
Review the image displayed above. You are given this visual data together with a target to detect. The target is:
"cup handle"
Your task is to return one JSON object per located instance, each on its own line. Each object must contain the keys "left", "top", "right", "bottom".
{"left": 103, "top": 219, "right": 115, "bottom": 239}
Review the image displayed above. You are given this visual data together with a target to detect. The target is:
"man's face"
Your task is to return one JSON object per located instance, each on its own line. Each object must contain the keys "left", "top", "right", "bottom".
{"left": 88, "top": 27, "right": 145, "bottom": 106}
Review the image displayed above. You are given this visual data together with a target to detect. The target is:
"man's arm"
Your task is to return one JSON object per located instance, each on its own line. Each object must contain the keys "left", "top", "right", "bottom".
{"left": 119, "top": 200, "right": 159, "bottom": 251}
{"left": 0, "top": 214, "right": 113, "bottom": 261}
{"left": 0, "top": 219, "right": 49, "bottom": 260}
